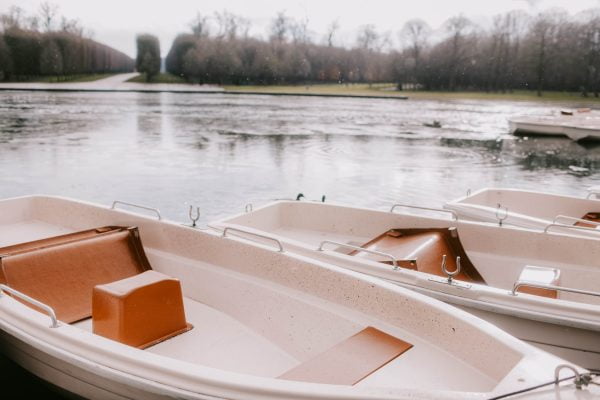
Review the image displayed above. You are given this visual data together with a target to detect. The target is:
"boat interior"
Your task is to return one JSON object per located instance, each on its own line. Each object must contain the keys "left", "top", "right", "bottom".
{"left": 450, "top": 189, "right": 600, "bottom": 227}
{"left": 0, "top": 195, "right": 537, "bottom": 394}
{"left": 217, "top": 200, "right": 600, "bottom": 306}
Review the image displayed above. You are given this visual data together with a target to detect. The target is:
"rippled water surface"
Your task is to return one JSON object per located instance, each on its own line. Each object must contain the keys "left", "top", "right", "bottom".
{"left": 2, "top": 90, "right": 600, "bottom": 395}
{"left": 1, "top": 91, "right": 600, "bottom": 225}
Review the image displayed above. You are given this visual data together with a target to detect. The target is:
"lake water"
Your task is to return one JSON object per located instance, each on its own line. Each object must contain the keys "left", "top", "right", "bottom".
{"left": 1, "top": 90, "right": 600, "bottom": 395}
{"left": 1, "top": 91, "right": 600, "bottom": 226}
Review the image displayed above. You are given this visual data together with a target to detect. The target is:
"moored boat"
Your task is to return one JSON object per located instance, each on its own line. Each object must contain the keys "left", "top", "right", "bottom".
{"left": 509, "top": 110, "right": 600, "bottom": 141}
{"left": 213, "top": 199, "right": 600, "bottom": 369}
{"left": 2, "top": 195, "right": 594, "bottom": 399}
{"left": 445, "top": 187, "right": 600, "bottom": 233}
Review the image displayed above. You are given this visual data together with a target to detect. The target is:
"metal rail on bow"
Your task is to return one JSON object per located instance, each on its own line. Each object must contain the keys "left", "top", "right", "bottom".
{"left": 317, "top": 240, "right": 400, "bottom": 270}
{"left": 511, "top": 280, "right": 600, "bottom": 298}
{"left": 221, "top": 226, "right": 284, "bottom": 252}
{"left": 390, "top": 204, "right": 458, "bottom": 221}
{"left": 111, "top": 200, "right": 162, "bottom": 220}
{"left": 0, "top": 284, "right": 59, "bottom": 328}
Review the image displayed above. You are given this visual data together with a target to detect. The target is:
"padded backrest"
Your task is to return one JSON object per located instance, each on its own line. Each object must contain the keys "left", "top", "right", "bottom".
{"left": 351, "top": 228, "right": 485, "bottom": 283}
{"left": 0, "top": 226, "right": 151, "bottom": 323}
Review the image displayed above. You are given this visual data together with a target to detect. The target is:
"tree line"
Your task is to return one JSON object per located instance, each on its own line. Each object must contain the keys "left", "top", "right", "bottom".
{"left": 0, "top": 4, "right": 133, "bottom": 81}
{"left": 165, "top": 11, "right": 394, "bottom": 85}
{"left": 164, "top": 8, "right": 600, "bottom": 96}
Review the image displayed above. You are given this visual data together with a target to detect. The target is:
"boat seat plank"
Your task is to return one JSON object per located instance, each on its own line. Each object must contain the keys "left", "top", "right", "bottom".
{"left": 350, "top": 228, "right": 485, "bottom": 283}
{"left": 278, "top": 327, "right": 412, "bottom": 386}
{"left": 577, "top": 212, "right": 600, "bottom": 228}
{"left": 0, "top": 226, "right": 151, "bottom": 323}
{"left": 515, "top": 265, "right": 560, "bottom": 299}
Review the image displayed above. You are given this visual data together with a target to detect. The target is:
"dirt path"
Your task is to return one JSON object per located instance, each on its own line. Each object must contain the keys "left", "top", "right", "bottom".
{"left": 0, "top": 73, "right": 223, "bottom": 93}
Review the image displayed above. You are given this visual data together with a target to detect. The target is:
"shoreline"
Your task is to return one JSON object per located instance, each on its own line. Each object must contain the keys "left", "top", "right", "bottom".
{"left": 1, "top": 76, "right": 599, "bottom": 104}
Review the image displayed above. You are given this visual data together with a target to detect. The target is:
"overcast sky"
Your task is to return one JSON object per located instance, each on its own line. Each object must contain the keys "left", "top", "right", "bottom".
{"left": 2, "top": 0, "right": 599, "bottom": 56}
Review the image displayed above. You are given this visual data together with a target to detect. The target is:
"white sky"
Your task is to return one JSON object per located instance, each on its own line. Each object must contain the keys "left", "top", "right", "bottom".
{"left": 1, "top": 0, "right": 599, "bottom": 56}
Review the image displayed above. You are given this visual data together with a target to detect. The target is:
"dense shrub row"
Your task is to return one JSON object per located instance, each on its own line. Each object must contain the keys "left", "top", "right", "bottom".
{"left": 0, "top": 28, "right": 133, "bottom": 81}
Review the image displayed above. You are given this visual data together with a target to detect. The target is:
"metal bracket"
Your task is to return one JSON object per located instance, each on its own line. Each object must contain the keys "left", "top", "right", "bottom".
{"left": 427, "top": 276, "right": 472, "bottom": 289}
{"left": 245, "top": 203, "right": 253, "bottom": 213}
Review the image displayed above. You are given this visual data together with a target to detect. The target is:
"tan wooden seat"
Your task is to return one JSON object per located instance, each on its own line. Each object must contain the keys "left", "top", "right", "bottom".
{"left": 278, "top": 327, "right": 412, "bottom": 385}
{"left": 350, "top": 228, "right": 485, "bottom": 283}
{"left": 0, "top": 226, "right": 151, "bottom": 323}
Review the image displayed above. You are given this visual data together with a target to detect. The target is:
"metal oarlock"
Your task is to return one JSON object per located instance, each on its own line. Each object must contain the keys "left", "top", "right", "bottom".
{"left": 495, "top": 204, "right": 508, "bottom": 227}
{"left": 188, "top": 205, "right": 200, "bottom": 227}
{"left": 441, "top": 255, "right": 461, "bottom": 284}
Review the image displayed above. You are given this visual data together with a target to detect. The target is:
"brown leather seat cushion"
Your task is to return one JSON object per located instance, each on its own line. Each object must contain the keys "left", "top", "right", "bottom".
{"left": 350, "top": 228, "right": 485, "bottom": 283}
{"left": 0, "top": 227, "right": 151, "bottom": 323}
{"left": 278, "top": 327, "right": 412, "bottom": 385}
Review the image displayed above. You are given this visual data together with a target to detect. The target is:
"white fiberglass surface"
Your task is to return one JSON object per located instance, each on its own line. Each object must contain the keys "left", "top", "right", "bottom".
{"left": 138, "top": 249, "right": 500, "bottom": 391}
{"left": 0, "top": 220, "right": 72, "bottom": 247}
{"left": 222, "top": 201, "right": 600, "bottom": 306}
{"left": 75, "top": 298, "right": 299, "bottom": 378}
{"left": 458, "top": 189, "right": 599, "bottom": 222}
{"left": 0, "top": 196, "right": 527, "bottom": 392}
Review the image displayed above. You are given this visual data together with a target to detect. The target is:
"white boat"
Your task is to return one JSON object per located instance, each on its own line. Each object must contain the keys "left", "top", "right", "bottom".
{"left": 445, "top": 187, "right": 600, "bottom": 233}
{"left": 509, "top": 110, "right": 600, "bottom": 141}
{"left": 2, "top": 195, "right": 595, "bottom": 399}
{"left": 213, "top": 200, "right": 600, "bottom": 369}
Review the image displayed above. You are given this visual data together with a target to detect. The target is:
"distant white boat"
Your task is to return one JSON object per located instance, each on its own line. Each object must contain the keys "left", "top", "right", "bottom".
{"left": 3, "top": 195, "right": 594, "bottom": 399}
{"left": 509, "top": 109, "right": 600, "bottom": 141}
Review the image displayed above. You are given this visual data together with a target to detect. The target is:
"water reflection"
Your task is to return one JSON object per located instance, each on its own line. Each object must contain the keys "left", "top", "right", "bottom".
{"left": 0, "top": 91, "right": 598, "bottom": 227}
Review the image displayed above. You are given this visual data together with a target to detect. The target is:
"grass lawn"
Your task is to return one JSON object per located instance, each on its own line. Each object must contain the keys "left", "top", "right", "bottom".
{"left": 224, "top": 83, "right": 600, "bottom": 103}
{"left": 127, "top": 73, "right": 187, "bottom": 84}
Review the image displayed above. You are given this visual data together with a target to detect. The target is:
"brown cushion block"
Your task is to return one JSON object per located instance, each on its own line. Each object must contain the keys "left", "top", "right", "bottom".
{"left": 0, "top": 226, "right": 151, "bottom": 323}
{"left": 92, "top": 270, "right": 192, "bottom": 348}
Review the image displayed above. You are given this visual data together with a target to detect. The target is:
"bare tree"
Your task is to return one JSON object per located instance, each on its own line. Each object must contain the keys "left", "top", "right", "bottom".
{"left": 356, "top": 24, "right": 380, "bottom": 51}
{"left": 215, "top": 10, "right": 241, "bottom": 40}
{"left": 528, "top": 11, "right": 563, "bottom": 96}
{"left": 1, "top": 6, "right": 24, "bottom": 31}
{"left": 61, "top": 17, "right": 83, "bottom": 37}
{"left": 270, "top": 11, "right": 289, "bottom": 43}
{"left": 576, "top": 11, "right": 600, "bottom": 96}
{"left": 190, "top": 13, "right": 210, "bottom": 38}
{"left": 291, "top": 16, "right": 310, "bottom": 44}
{"left": 400, "top": 19, "right": 431, "bottom": 83}
{"left": 39, "top": 2, "right": 59, "bottom": 32}
{"left": 325, "top": 20, "right": 339, "bottom": 47}
{"left": 444, "top": 15, "right": 474, "bottom": 90}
